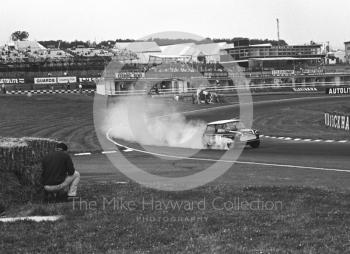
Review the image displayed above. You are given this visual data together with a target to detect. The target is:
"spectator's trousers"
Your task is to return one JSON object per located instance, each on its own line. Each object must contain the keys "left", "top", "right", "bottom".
{"left": 44, "top": 171, "right": 80, "bottom": 196}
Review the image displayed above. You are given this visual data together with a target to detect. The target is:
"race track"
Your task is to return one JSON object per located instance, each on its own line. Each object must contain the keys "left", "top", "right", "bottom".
{"left": 75, "top": 96, "right": 350, "bottom": 191}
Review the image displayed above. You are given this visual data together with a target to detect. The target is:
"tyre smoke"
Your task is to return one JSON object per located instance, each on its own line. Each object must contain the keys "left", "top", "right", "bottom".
{"left": 103, "top": 97, "right": 207, "bottom": 149}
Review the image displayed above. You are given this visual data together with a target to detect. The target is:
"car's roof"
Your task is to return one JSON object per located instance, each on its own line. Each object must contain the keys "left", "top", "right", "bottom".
{"left": 207, "top": 119, "right": 240, "bottom": 125}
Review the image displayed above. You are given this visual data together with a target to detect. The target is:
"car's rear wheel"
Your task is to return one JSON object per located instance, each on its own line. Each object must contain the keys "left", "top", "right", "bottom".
{"left": 227, "top": 142, "right": 234, "bottom": 149}
{"left": 250, "top": 141, "right": 260, "bottom": 148}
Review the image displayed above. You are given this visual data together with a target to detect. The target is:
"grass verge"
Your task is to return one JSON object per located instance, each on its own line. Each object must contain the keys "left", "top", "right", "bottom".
{"left": 1, "top": 183, "right": 350, "bottom": 253}
{"left": 254, "top": 96, "right": 350, "bottom": 140}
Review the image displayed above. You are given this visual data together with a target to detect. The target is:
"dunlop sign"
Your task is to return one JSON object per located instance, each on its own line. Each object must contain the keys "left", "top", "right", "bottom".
{"left": 324, "top": 112, "right": 350, "bottom": 131}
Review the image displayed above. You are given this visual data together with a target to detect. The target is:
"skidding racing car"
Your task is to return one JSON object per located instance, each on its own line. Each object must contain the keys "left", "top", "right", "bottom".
{"left": 202, "top": 119, "right": 260, "bottom": 149}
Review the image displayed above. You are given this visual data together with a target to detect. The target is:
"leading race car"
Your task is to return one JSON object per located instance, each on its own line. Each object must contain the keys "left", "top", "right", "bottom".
{"left": 202, "top": 119, "right": 260, "bottom": 149}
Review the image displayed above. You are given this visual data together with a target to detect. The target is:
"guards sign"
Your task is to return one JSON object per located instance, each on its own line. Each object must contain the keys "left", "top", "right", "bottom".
{"left": 34, "top": 77, "right": 57, "bottom": 84}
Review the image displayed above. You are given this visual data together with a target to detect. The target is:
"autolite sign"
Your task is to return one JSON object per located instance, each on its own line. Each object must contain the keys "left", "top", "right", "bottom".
{"left": 324, "top": 112, "right": 350, "bottom": 131}
{"left": 326, "top": 87, "right": 350, "bottom": 95}
{"left": 0, "top": 78, "right": 25, "bottom": 84}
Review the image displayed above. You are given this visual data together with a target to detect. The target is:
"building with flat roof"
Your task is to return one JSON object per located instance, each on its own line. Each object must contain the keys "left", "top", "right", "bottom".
{"left": 220, "top": 43, "right": 325, "bottom": 71}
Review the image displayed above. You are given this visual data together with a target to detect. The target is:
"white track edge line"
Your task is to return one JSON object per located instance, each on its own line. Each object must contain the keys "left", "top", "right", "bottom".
{"left": 105, "top": 129, "right": 350, "bottom": 174}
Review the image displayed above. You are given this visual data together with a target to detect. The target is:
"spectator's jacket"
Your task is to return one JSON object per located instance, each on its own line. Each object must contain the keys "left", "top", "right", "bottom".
{"left": 41, "top": 151, "right": 75, "bottom": 185}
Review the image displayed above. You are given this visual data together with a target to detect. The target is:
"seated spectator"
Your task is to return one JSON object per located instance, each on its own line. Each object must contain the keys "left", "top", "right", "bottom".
{"left": 41, "top": 142, "right": 80, "bottom": 201}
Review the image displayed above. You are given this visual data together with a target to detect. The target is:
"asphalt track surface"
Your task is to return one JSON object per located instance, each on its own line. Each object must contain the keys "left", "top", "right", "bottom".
{"left": 74, "top": 96, "right": 350, "bottom": 191}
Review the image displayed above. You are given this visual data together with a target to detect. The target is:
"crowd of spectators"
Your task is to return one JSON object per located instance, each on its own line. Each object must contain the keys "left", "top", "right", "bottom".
{"left": 149, "top": 62, "right": 196, "bottom": 73}
{"left": 0, "top": 42, "right": 116, "bottom": 65}
{"left": 0, "top": 46, "right": 27, "bottom": 63}
{"left": 68, "top": 48, "right": 114, "bottom": 57}
{"left": 0, "top": 42, "right": 75, "bottom": 64}
{"left": 0, "top": 40, "right": 230, "bottom": 79}
{"left": 26, "top": 49, "right": 72, "bottom": 60}
{"left": 148, "top": 62, "right": 225, "bottom": 73}
{"left": 120, "top": 63, "right": 148, "bottom": 72}
{"left": 191, "top": 62, "right": 225, "bottom": 72}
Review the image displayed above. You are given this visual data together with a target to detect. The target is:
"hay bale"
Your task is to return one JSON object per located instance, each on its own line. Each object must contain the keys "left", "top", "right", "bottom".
{"left": 0, "top": 137, "right": 58, "bottom": 209}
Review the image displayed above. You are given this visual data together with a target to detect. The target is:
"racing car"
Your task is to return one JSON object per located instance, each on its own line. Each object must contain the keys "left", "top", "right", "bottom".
{"left": 202, "top": 119, "right": 260, "bottom": 149}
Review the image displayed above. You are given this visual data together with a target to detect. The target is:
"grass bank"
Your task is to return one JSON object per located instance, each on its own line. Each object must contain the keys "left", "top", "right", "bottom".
{"left": 1, "top": 183, "right": 349, "bottom": 253}
{"left": 253, "top": 96, "right": 350, "bottom": 140}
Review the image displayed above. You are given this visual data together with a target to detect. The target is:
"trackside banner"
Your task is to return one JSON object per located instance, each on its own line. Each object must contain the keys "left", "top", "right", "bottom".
{"left": 34, "top": 77, "right": 57, "bottom": 84}
{"left": 115, "top": 72, "right": 145, "bottom": 79}
{"left": 57, "top": 76, "right": 77, "bottom": 83}
{"left": 272, "top": 69, "right": 325, "bottom": 77}
{"left": 326, "top": 87, "right": 350, "bottom": 95}
{"left": 0, "top": 78, "right": 25, "bottom": 84}
{"left": 78, "top": 77, "right": 100, "bottom": 82}
{"left": 324, "top": 112, "right": 350, "bottom": 131}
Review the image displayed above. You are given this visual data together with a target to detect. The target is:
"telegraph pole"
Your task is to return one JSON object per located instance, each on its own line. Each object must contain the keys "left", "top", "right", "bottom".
{"left": 276, "top": 18, "right": 280, "bottom": 46}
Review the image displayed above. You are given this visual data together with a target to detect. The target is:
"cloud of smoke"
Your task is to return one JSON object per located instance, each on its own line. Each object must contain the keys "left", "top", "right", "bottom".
{"left": 102, "top": 97, "right": 207, "bottom": 149}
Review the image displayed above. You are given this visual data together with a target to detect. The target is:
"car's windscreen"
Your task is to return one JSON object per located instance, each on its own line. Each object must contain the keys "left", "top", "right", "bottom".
{"left": 225, "top": 121, "right": 246, "bottom": 131}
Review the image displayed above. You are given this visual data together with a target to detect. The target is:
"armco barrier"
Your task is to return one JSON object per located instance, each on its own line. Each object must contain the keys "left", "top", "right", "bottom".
{"left": 0, "top": 138, "right": 58, "bottom": 187}
{"left": 110, "top": 83, "right": 327, "bottom": 96}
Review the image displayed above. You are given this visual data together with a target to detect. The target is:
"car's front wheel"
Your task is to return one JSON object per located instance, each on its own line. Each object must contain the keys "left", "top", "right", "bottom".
{"left": 250, "top": 141, "right": 260, "bottom": 148}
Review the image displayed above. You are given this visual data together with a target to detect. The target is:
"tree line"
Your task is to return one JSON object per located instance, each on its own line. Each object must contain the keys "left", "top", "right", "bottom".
{"left": 149, "top": 37, "right": 288, "bottom": 46}
{"left": 10, "top": 30, "right": 288, "bottom": 49}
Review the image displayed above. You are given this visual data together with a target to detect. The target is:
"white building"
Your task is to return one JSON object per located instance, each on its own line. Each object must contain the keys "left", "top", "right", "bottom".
{"left": 14, "top": 40, "right": 46, "bottom": 51}
{"left": 113, "top": 41, "right": 161, "bottom": 63}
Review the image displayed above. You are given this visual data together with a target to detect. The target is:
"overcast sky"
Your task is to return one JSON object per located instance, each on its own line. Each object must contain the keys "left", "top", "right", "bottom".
{"left": 0, "top": 0, "right": 349, "bottom": 49}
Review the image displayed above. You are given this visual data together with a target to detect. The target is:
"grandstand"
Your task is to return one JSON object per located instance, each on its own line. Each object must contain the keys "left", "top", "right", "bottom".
{"left": 0, "top": 45, "right": 27, "bottom": 63}
{"left": 0, "top": 40, "right": 72, "bottom": 63}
